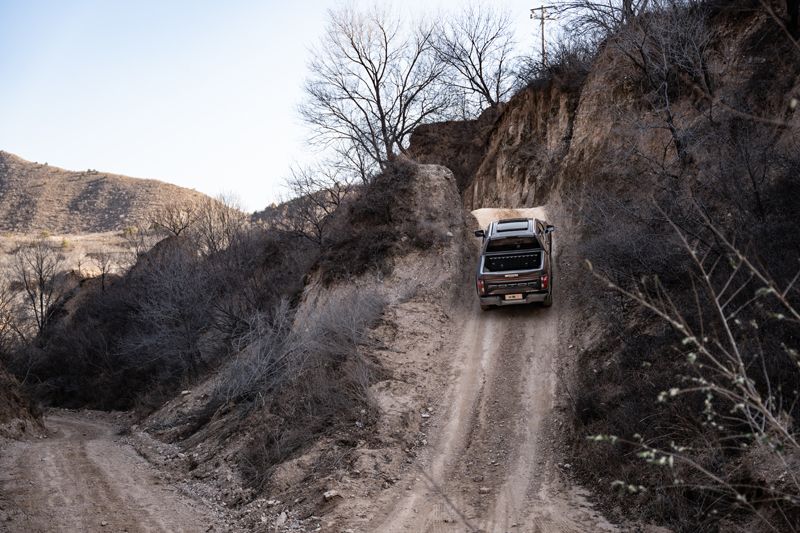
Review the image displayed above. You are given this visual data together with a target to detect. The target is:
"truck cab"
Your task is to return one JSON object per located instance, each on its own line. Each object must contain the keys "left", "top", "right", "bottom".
{"left": 474, "top": 218, "right": 554, "bottom": 310}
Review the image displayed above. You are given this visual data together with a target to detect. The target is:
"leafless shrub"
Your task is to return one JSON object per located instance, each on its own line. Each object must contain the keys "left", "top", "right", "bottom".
{"left": 232, "top": 288, "right": 386, "bottom": 489}
{"left": 213, "top": 299, "right": 296, "bottom": 405}
{"left": 215, "top": 289, "right": 385, "bottom": 408}
{"left": 515, "top": 36, "right": 596, "bottom": 91}
{"left": 587, "top": 205, "right": 800, "bottom": 532}
{"left": 555, "top": 0, "right": 655, "bottom": 37}
{"left": 612, "top": 0, "right": 715, "bottom": 166}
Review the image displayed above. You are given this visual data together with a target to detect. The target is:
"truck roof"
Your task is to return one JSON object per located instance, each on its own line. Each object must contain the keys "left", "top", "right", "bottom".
{"left": 488, "top": 218, "right": 539, "bottom": 238}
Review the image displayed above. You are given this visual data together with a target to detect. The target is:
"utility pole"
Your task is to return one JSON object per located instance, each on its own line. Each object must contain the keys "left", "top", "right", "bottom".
{"left": 530, "top": 5, "right": 557, "bottom": 68}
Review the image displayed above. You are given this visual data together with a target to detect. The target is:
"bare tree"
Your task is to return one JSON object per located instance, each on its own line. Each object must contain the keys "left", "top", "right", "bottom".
{"left": 126, "top": 241, "right": 216, "bottom": 378}
{"left": 301, "top": 5, "right": 450, "bottom": 176}
{"left": 12, "top": 238, "right": 67, "bottom": 335}
{"left": 0, "top": 278, "right": 20, "bottom": 353}
{"left": 282, "top": 164, "right": 354, "bottom": 245}
{"left": 193, "top": 194, "right": 248, "bottom": 256}
{"left": 149, "top": 200, "right": 198, "bottom": 237}
{"left": 87, "top": 250, "right": 120, "bottom": 291}
{"left": 433, "top": 4, "right": 516, "bottom": 116}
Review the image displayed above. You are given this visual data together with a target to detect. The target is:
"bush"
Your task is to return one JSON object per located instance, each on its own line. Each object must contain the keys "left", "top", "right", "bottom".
{"left": 568, "top": 125, "right": 800, "bottom": 531}
{"left": 515, "top": 37, "right": 596, "bottom": 92}
{"left": 222, "top": 289, "right": 387, "bottom": 489}
{"left": 23, "top": 226, "right": 318, "bottom": 411}
{"left": 316, "top": 160, "right": 443, "bottom": 284}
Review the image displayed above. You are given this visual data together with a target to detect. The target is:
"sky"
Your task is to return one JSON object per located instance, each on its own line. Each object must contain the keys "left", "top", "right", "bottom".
{"left": 0, "top": 1, "right": 542, "bottom": 212}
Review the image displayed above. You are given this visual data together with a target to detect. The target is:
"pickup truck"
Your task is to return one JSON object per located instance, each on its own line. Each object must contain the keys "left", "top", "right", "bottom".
{"left": 474, "top": 218, "right": 555, "bottom": 310}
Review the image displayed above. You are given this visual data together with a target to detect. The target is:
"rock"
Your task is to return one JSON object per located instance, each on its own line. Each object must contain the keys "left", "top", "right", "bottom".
{"left": 479, "top": 487, "right": 491, "bottom": 494}
{"left": 421, "top": 412, "right": 431, "bottom": 419}
{"left": 181, "top": 390, "right": 191, "bottom": 396}
{"left": 276, "top": 511, "right": 287, "bottom": 526}
{"left": 100, "top": 521, "right": 108, "bottom": 527}
{"left": 323, "top": 490, "right": 341, "bottom": 501}
{"left": 266, "top": 499, "right": 280, "bottom": 506}
{"left": 446, "top": 231, "right": 454, "bottom": 237}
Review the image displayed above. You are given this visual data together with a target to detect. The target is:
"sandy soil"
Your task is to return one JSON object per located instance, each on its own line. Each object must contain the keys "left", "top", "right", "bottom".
{"left": 0, "top": 411, "right": 228, "bottom": 533}
{"left": 366, "top": 207, "right": 616, "bottom": 532}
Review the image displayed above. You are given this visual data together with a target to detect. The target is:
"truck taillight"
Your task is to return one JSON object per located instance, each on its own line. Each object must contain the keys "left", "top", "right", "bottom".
{"left": 541, "top": 274, "right": 549, "bottom": 289}
{"left": 476, "top": 278, "right": 485, "bottom": 295}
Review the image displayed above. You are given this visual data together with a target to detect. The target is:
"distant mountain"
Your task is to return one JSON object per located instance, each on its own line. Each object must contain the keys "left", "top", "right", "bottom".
{"left": 0, "top": 151, "right": 209, "bottom": 233}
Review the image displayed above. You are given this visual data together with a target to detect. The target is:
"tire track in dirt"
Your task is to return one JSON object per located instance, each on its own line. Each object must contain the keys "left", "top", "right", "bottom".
{"left": 0, "top": 412, "right": 225, "bottom": 533}
{"left": 371, "top": 207, "right": 617, "bottom": 533}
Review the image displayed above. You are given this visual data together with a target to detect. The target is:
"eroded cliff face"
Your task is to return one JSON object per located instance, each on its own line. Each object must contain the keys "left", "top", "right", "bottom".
{"left": 465, "top": 82, "right": 582, "bottom": 209}
{"left": 416, "top": 6, "right": 800, "bottom": 214}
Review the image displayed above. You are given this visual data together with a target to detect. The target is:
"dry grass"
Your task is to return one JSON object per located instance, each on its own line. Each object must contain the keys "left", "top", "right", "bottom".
{"left": 0, "top": 151, "right": 207, "bottom": 234}
{"left": 0, "top": 231, "right": 132, "bottom": 276}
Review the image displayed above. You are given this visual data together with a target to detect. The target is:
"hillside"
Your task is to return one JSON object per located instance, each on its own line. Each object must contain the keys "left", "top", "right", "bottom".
{"left": 0, "top": 151, "right": 208, "bottom": 233}
{"left": 0, "top": 2, "right": 798, "bottom": 533}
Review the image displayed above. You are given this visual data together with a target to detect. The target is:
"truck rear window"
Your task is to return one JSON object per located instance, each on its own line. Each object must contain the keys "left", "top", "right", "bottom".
{"left": 485, "top": 236, "right": 541, "bottom": 252}
{"left": 484, "top": 251, "right": 542, "bottom": 272}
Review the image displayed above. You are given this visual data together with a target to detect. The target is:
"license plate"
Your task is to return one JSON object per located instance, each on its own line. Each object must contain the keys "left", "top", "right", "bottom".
{"left": 505, "top": 293, "right": 523, "bottom": 301}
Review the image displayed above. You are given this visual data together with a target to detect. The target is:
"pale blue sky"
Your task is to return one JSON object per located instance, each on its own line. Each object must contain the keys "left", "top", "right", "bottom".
{"left": 0, "top": 1, "right": 538, "bottom": 211}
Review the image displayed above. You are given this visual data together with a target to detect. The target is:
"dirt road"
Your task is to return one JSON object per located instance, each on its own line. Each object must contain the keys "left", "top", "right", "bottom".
{"left": 0, "top": 411, "right": 225, "bottom": 533}
{"left": 371, "top": 207, "right": 616, "bottom": 532}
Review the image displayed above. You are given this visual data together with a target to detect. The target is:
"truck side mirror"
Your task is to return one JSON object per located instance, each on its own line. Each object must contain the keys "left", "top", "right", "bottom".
{"left": 545, "top": 225, "right": 555, "bottom": 234}
{"left": 474, "top": 230, "right": 485, "bottom": 238}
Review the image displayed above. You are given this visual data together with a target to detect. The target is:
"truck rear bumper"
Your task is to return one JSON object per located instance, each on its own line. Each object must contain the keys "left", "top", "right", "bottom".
{"left": 480, "top": 291, "right": 549, "bottom": 306}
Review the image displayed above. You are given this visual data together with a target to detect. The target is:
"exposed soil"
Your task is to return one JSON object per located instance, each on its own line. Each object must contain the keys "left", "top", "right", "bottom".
{"left": 355, "top": 207, "right": 615, "bottom": 532}
{"left": 0, "top": 410, "right": 231, "bottom": 532}
{"left": 0, "top": 204, "right": 615, "bottom": 533}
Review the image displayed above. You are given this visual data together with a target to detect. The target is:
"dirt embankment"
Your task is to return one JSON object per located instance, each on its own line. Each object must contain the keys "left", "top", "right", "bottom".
{"left": 0, "top": 367, "right": 41, "bottom": 440}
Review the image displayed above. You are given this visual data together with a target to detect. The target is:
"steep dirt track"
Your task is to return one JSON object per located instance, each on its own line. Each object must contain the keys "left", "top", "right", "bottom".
{"left": 373, "top": 207, "right": 616, "bottom": 533}
{"left": 0, "top": 412, "right": 224, "bottom": 533}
